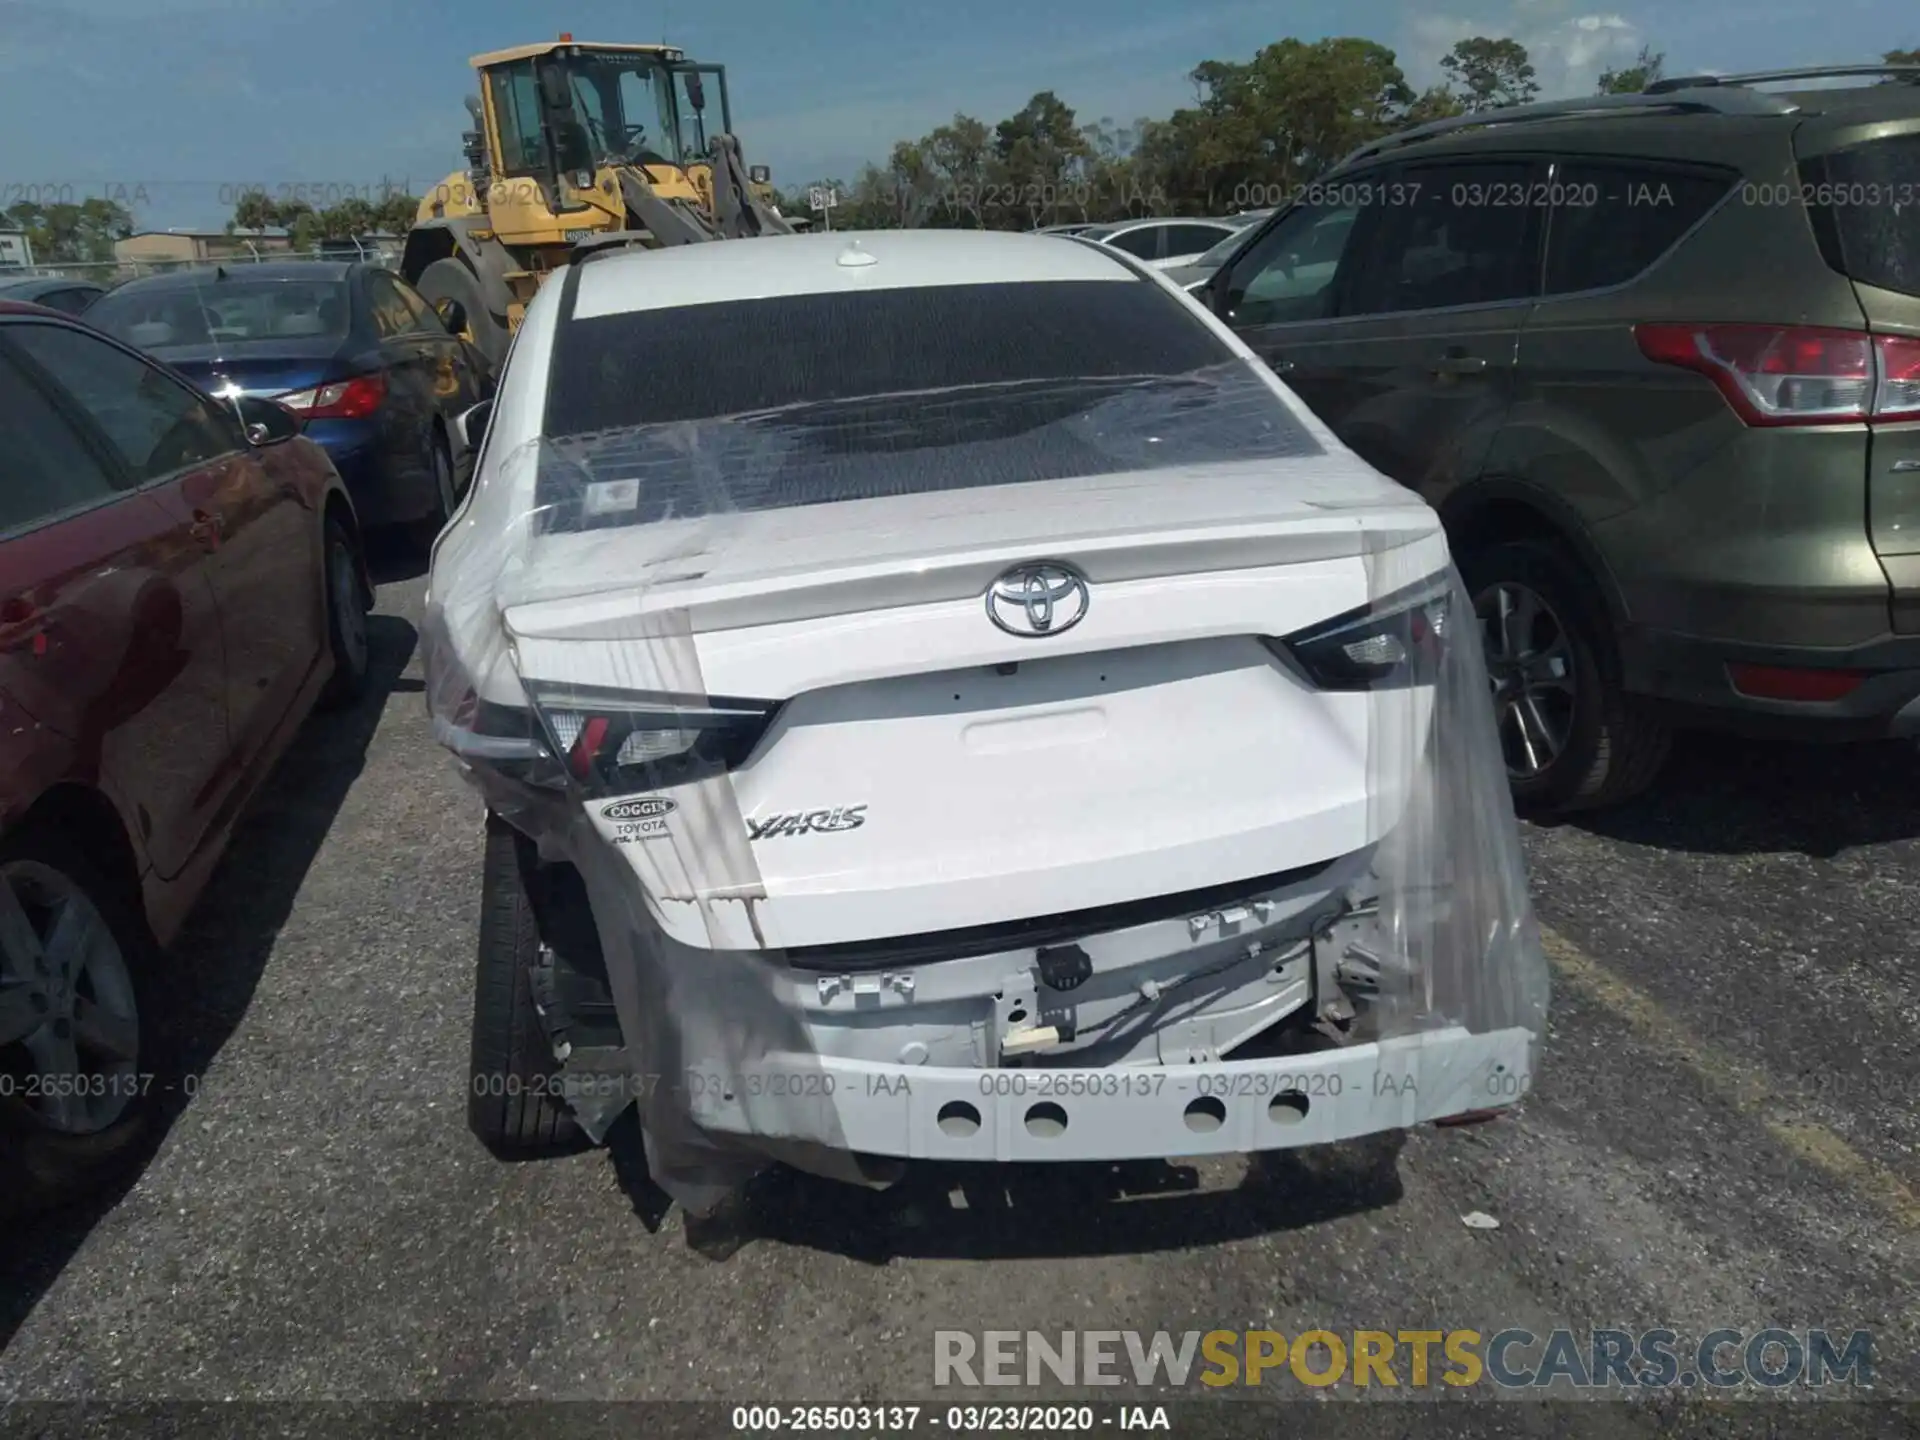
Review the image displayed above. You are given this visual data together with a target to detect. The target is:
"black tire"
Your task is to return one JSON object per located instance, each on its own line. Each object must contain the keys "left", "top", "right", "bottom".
{"left": 1460, "top": 539, "right": 1670, "bottom": 814}
{"left": 415, "top": 257, "right": 507, "bottom": 369}
{"left": 318, "top": 512, "right": 370, "bottom": 711}
{"left": 0, "top": 824, "right": 163, "bottom": 1222}
{"left": 467, "top": 814, "right": 582, "bottom": 1158}
{"left": 409, "top": 428, "right": 457, "bottom": 552}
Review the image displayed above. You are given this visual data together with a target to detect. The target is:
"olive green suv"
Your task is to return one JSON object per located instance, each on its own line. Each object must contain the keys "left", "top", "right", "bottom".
{"left": 1200, "top": 65, "right": 1920, "bottom": 812}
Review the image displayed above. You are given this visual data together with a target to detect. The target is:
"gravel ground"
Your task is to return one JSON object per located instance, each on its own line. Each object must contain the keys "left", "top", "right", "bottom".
{"left": 2, "top": 565, "right": 1916, "bottom": 1438}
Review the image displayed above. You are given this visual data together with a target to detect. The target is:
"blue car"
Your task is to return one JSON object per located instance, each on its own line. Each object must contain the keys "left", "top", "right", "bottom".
{"left": 85, "top": 261, "right": 495, "bottom": 539}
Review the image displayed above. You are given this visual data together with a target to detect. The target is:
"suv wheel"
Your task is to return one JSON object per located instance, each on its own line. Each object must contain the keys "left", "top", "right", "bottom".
{"left": 468, "top": 814, "right": 583, "bottom": 1159}
{"left": 0, "top": 826, "right": 161, "bottom": 1219}
{"left": 1461, "top": 540, "right": 1670, "bottom": 813}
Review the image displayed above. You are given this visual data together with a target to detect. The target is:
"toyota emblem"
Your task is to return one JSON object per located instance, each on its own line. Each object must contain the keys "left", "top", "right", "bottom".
{"left": 985, "top": 563, "right": 1090, "bottom": 638}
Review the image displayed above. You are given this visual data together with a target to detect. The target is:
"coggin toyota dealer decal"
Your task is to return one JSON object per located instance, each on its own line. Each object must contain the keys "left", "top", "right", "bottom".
{"left": 601, "top": 796, "right": 676, "bottom": 844}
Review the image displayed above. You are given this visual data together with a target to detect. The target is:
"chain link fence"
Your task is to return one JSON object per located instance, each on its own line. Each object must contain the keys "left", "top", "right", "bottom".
{"left": 1, "top": 236, "right": 404, "bottom": 289}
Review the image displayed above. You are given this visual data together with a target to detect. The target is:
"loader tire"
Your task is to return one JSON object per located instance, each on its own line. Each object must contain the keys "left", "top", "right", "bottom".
{"left": 417, "top": 257, "right": 507, "bottom": 369}
{"left": 467, "top": 814, "right": 583, "bottom": 1159}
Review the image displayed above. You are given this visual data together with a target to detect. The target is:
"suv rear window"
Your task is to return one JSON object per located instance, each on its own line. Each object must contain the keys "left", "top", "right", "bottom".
{"left": 1804, "top": 134, "right": 1920, "bottom": 298}
{"left": 1543, "top": 161, "right": 1735, "bottom": 294}
{"left": 535, "top": 280, "right": 1323, "bottom": 531}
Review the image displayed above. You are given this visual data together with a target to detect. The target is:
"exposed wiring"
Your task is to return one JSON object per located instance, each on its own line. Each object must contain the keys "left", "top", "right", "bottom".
{"left": 1071, "top": 934, "right": 1314, "bottom": 1046}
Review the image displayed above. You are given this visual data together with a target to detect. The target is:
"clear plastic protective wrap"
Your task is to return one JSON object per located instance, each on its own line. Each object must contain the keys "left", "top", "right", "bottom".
{"left": 1352, "top": 529, "right": 1552, "bottom": 1057}
{"left": 424, "top": 278, "right": 1549, "bottom": 1217}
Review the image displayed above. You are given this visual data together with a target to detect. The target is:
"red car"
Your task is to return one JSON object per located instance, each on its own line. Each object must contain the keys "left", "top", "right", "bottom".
{"left": 0, "top": 301, "right": 372, "bottom": 1215}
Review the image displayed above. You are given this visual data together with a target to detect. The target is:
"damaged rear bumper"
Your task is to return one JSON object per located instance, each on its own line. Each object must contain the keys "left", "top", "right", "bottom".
{"left": 551, "top": 843, "right": 1539, "bottom": 1167}
{"left": 674, "top": 1026, "right": 1532, "bottom": 1162}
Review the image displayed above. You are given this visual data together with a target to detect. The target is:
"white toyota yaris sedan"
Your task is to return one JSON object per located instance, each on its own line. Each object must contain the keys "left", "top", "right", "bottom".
{"left": 423, "top": 228, "right": 1548, "bottom": 1215}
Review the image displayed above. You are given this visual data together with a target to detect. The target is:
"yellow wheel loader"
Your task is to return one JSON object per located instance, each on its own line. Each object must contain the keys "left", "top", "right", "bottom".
{"left": 401, "top": 35, "right": 797, "bottom": 365}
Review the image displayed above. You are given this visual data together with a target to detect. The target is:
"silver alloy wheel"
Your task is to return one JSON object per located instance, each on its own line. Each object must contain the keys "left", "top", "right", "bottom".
{"left": 0, "top": 859, "right": 140, "bottom": 1135}
{"left": 1475, "top": 581, "right": 1577, "bottom": 780}
{"left": 330, "top": 532, "right": 369, "bottom": 680}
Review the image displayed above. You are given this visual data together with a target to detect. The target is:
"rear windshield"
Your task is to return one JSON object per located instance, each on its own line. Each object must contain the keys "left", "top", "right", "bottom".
{"left": 546, "top": 279, "right": 1232, "bottom": 433}
{"left": 535, "top": 280, "right": 1322, "bottom": 533}
{"left": 1805, "top": 133, "right": 1920, "bottom": 297}
{"left": 87, "top": 278, "right": 350, "bottom": 350}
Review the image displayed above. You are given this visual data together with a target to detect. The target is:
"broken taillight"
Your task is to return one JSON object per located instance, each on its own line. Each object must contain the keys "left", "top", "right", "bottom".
{"left": 521, "top": 680, "right": 780, "bottom": 796}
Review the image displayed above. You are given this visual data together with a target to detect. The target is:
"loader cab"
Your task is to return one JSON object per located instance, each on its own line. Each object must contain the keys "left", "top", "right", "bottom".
{"left": 479, "top": 41, "right": 732, "bottom": 203}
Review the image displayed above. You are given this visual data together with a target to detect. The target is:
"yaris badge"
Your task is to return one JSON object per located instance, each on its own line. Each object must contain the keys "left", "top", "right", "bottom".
{"left": 985, "top": 563, "right": 1089, "bottom": 638}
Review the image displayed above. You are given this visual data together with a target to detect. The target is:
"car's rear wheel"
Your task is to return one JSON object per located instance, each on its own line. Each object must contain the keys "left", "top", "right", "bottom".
{"left": 0, "top": 827, "right": 160, "bottom": 1220}
{"left": 1461, "top": 539, "right": 1670, "bottom": 814}
{"left": 410, "top": 431, "right": 457, "bottom": 551}
{"left": 468, "top": 814, "right": 583, "bottom": 1159}
{"left": 319, "top": 512, "right": 370, "bottom": 710}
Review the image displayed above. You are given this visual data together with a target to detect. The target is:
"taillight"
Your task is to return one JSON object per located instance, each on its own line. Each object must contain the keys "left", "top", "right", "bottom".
{"left": 1635, "top": 324, "right": 1920, "bottom": 426}
{"left": 1879, "top": 335, "right": 1920, "bottom": 419}
{"left": 520, "top": 680, "right": 779, "bottom": 796}
{"left": 1270, "top": 573, "right": 1452, "bottom": 691}
{"left": 275, "top": 372, "right": 387, "bottom": 420}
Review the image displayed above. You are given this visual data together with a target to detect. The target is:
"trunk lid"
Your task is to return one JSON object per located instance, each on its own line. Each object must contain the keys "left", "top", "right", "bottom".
{"left": 148, "top": 339, "right": 354, "bottom": 402}
{"left": 504, "top": 463, "right": 1447, "bottom": 950}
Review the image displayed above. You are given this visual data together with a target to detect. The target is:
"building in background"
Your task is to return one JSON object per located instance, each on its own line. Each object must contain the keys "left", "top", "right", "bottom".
{"left": 113, "top": 228, "right": 294, "bottom": 265}
{"left": 0, "top": 229, "right": 33, "bottom": 268}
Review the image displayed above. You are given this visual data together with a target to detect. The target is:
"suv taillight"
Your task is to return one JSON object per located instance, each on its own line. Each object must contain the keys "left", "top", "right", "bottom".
{"left": 1635, "top": 324, "right": 1920, "bottom": 427}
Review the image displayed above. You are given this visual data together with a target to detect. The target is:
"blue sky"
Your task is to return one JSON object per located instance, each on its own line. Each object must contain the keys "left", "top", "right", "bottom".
{"left": 1, "top": 0, "right": 1913, "bottom": 232}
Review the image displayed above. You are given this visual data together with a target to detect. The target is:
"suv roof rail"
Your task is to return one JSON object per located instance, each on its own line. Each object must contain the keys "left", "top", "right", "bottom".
{"left": 1647, "top": 64, "right": 1920, "bottom": 93}
{"left": 1336, "top": 86, "right": 1802, "bottom": 170}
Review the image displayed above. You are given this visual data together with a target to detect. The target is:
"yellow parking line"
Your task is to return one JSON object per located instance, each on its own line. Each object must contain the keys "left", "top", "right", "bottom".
{"left": 1540, "top": 925, "right": 1920, "bottom": 1234}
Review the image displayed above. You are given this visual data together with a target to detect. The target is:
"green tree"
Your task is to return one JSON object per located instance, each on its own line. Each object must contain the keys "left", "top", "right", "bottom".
{"left": 1079, "top": 118, "right": 1157, "bottom": 223}
{"left": 920, "top": 113, "right": 996, "bottom": 227}
{"left": 1404, "top": 85, "right": 1468, "bottom": 126}
{"left": 282, "top": 201, "right": 321, "bottom": 251}
{"left": 2, "top": 198, "right": 134, "bottom": 263}
{"left": 312, "top": 197, "right": 378, "bottom": 241}
{"left": 375, "top": 192, "right": 421, "bottom": 234}
{"left": 1884, "top": 47, "right": 1920, "bottom": 76}
{"left": 784, "top": 29, "right": 1583, "bottom": 229}
{"left": 991, "top": 91, "right": 1092, "bottom": 227}
{"left": 1440, "top": 36, "right": 1539, "bottom": 110}
{"left": 831, "top": 170, "right": 889, "bottom": 228}
{"left": 1597, "top": 44, "right": 1667, "bottom": 94}
{"left": 1179, "top": 38, "right": 1414, "bottom": 206}
{"left": 1128, "top": 110, "right": 1220, "bottom": 214}
{"left": 228, "top": 188, "right": 279, "bottom": 234}
{"left": 879, "top": 138, "right": 947, "bottom": 227}
{"left": 1110, "top": 41, "right": 1377, "bottom": 215}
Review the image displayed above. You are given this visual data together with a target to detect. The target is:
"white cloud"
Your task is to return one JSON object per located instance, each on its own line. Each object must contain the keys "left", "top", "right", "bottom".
{"left": 1399, "top": 3, "right": 1648, "bottom": 98}
{"left": 1536, "top": 13, "right": 1642, "bottom": 92}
